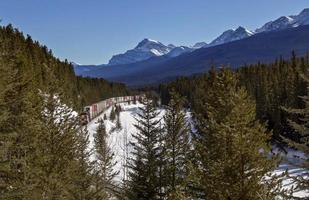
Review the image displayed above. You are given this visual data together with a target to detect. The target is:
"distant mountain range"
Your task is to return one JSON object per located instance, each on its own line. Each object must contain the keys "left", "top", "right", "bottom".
{"left": 74, "top": 8, "right": 309, "bottom": 86}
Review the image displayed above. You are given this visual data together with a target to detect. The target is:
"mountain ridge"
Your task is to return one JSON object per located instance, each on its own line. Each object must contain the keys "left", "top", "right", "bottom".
{"left": 75, "top": 25, "right": 309, "bottom": 86}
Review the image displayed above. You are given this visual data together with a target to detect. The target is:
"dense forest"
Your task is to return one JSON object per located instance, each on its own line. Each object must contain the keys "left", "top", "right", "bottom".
{"left": 159, "top": 52, "right": 308, "bottom": 143}
{"left": 0, "top": 24, "right": 129, "bottom": 110}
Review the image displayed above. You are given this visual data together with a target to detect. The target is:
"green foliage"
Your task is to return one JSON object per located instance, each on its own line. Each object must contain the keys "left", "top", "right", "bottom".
{"left": 66, "top": 127, "right": 95, "bottom": 200}
{"left": 0, "top": 24, "right": 129, "bottom": 111}
{"left": 192, "top": 69, "right": 280, "bottom": 200}
{"left": 159, "top": 53, "right": 309, "bottom": 141}
{"left": 283, "top": 71, "right": 309, "bottom": 194}
{"left": 163, "top": 90, "right": 190, "bottom": 197}
{"left": 0, "top": 24, "right": 126, "bottom": 199}
{"left": 126, "top": 98, "right": 163, "bottom": 200}
{"left": 94, "top": 118, "right": 118, "bottom": 199}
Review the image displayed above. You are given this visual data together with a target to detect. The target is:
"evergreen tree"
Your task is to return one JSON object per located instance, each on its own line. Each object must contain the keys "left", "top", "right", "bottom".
{"left": 110, "top": 107, "right": 116, "bottom": 122}
{"left": 116, "top": 116, "right": 122, "bottom": 131}
{"left": 283, "top": 71, "right": 309, "bottom": 195}
{"left": 126, "top": 97, "right": 162, "bottom": 200}
{"left": 163, "top": 90, "right": 190, "bottom": 199}
{"left": 192, "top": 69, "right": 280, "bottom": 200}
{"left": 66, "top": 127, "right": 95, "bottom": 200}
{"left": 25, "top": 87, "right": 79, "bottom": 199}
{"left": 93, "top": 118, "right": 118, "bottom": 199}
{"left": 0, "top": 53, "right": 32, "bottom": 199}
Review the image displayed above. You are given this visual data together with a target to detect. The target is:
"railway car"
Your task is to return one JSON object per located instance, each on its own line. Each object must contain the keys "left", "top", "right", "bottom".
{"left": 82, "top": 95, "right": 144, "bottom": 124}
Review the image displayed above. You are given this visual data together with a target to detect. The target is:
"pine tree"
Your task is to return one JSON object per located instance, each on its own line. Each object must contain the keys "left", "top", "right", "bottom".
{"left": 163, "top": 90, "right": 190, "bottom": 199}
{"left": 116, "top": 115, "right": 122, "bottom": 130}
{"left": 283, "top": 71, "right": 309, "bottom": 194}
{"left": 126, "top": 97, "right": 162, "bottom": 200}
{"left": 93, "top": 118, "right": 118, "bottom": 199}
{"left": 192, "top": 69, "right": 280, "bottom": 200}
{"left": 66, "top": 127, "right": 96, "bottom": 200}
{"left": 0, "top": 54, "right": 31, "bottom": 199}
{"left": 25, "top": 85, "right": 79, "bottom": 199}
{"left": 110, "top": 107, "right": 116, "bottom": 122}
{"left": 0, "top": 51, "right": 43, "bottom": 199}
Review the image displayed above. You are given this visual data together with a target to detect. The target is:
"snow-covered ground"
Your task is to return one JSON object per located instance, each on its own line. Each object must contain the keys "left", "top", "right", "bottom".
{"left": 86, "top": 102, "right": 165, "bottom": 183}
{"left": 86, "top": 102, "right": 308, "bottom": 198}
{"left": 271, "top": 147, "right": 309, "bottom": 198}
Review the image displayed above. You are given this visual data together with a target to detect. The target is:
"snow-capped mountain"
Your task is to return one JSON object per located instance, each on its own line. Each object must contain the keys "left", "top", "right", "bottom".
{"left": 192, "top": 42, "right": 208, "bottom": 49}
{"left": 108, "top": 39, "right": 174, "bottom": 65}
{"left": 75, "top": 8, "right": 309, "bottom": 70}
{"left": 107, "top": 38, "right": 208, "bottom": 65}
{"left": 256, "top": 8, "right": 309, "bottom": 33}
{"left": 167, "top": 46, "right": 193, "bottom": 57}
{"left": 209, "top": 26, "right": 254, "bottom": 47}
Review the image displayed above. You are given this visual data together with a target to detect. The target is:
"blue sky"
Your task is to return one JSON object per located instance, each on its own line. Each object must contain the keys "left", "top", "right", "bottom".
{"left": 1, "top": 0, "right": 308, "bottom": 64}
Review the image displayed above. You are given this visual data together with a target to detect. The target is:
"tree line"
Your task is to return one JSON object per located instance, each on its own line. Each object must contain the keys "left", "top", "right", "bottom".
{"left": 0, "top": 24, "right": 129, "bottom": 111}
{"left": 0, "top": 24, "right": 128, "bottom": 199}
{"left": 159, "top": 52, "right": 309, "bottom": 142}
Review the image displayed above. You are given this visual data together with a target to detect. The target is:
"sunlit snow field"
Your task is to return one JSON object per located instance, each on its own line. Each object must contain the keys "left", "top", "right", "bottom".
{"left": 86, "top": 102, "right": 308, "bottom": 198}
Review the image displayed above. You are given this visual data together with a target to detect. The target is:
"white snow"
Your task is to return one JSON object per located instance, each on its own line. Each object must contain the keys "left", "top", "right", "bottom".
{"left": 209, "top": 26, "right": 254, "bottom": 47}
{"left": 108, "top": 39, "right": 175, "bottom": 65}
{"left": 86, "top": 102, "right": 165, "bottom": 183}
{"left": 86, "top": 102, "right": 308, "bottom": 197}
{"left": 255, "top": 8, "right": 309, "bottom": 33}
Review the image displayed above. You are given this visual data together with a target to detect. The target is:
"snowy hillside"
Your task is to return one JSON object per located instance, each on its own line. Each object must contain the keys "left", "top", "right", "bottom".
{"left": 85, "top": 102, "right": 308, "bottom": 198}
{"left": 86, "top": 102, "right": 165, "bottom": 182}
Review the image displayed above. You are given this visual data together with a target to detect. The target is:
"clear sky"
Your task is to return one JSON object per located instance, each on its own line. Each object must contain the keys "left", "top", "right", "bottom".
{"left": 0, "top": 0, "right": 308, "bottom": 65}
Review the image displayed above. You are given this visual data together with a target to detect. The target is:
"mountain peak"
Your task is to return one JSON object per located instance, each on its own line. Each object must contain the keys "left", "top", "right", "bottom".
{"left": 235, "top": 26, "right": 254, "bottom": 35}
{"left": 192, "top": 42, "right": 207, "bottom": 49}
{"left": 236, "top": 26, "right": 245, "bottom": 31}
{"left": 108, "top": 38, "right": 175, "bottom": 65}
{"left": 209, "top": 26, "right": 253, "bottom": 46}
{"left": 256, "top": 8, "right": 309, "bottom": 33}
{"left": 135, "top": 38, "right": 160, "bottom": 49}
{"left": 299, "top": 8, "right": 309, "bottom": 17}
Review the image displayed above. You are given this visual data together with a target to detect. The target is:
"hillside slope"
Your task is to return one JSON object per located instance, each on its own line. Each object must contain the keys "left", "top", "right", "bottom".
{"left": 0, "top": 24, "right": 129, "bottom": 109}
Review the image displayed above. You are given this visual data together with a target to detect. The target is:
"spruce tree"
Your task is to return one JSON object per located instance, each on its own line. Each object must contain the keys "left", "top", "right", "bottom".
{"left": 25, "top": 82, "right": 79, "bottom": 199}
{"left": 0, "top": 54, "right": 31, "bottom": 199}
{"left": 192, "top": 69, "right": 280, "bottom": 200}
{"left": 163, "top": 90, "right": 190, "bottom": 199}
{"left": 283, "top": 72, "right": 309, "bottom": 195}
{"left": 0, "top": 52, "right": 43, "bottom": 199}
{"left": 116, "top": 115, "right": 122, "bottom": 130}
{"left": 110, "top": 107, "right": 116, "bottom": 122}
{"left": 93, "top": 118, "right": 118, "bottom": 199}
{"left": 126, "top": 97, "right": 162, "bottom": 200}
{"left": 66, "top": 127, "right": 96, "bottom": 200}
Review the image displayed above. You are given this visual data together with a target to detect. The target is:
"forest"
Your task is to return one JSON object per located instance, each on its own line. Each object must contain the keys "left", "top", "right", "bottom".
{"left": 0, "top": 24, "right": 129, "bottom": 110}
{"left": 1, "top": 24, "right": 309, "bottom": 199}
{"left": 159, "top": 52, "right": 309, "bottom": 143}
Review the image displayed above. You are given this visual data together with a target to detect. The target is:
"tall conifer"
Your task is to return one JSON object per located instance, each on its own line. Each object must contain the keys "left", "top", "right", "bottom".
{"left": 93, "top": 118, "right": 118, "bottom": 199}
{"left": 126, "top": 97, "right": 162, "bottom": 200}
{"left": 163, "top": 90, "right": 190, "bottom": 199}
{"left": 284, "top": 72, "right": 309, "bottom": 194}
{"left": 193, "top": 69, "right": 280, "bottom": 199}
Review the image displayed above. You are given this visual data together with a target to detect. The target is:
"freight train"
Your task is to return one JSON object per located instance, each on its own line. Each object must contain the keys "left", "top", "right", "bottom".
{"left": 80, "top": 95, "right": 143, "bottom": 125}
